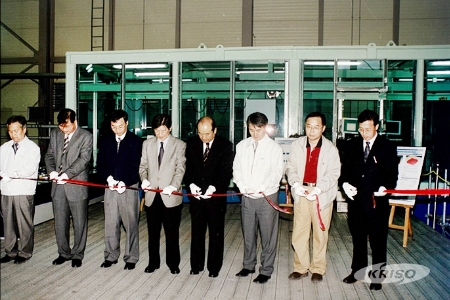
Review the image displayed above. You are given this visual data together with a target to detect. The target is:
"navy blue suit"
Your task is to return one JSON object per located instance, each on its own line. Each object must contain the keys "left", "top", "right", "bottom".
{"left": 97, "top": 131, "right": 143, "bottom": 264}
{"left": 339, "top": 134, "right": 398, "bottom": 272}
{"left": 184, "top": 135, "right": 234, "bottom": 274}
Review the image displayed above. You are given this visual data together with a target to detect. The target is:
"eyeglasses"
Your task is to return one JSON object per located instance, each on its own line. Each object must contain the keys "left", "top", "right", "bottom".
{"left": 358, "top": 127, "right": 375, "bottom": 134}
{"left": 306, "top": 125, "right": 323, "bottom": 131}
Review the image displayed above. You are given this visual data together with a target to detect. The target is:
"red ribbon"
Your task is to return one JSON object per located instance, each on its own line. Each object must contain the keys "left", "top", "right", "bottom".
{"left": 383, "top": 189, "right": 450, "bottom": 195}
{"left": 4, "top": 176, "right": 292, "bottom": 214}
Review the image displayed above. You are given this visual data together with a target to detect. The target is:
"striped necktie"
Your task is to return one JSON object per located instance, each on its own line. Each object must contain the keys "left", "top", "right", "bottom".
{"left": 158, "top": 142, "right": 164, "bottom": 168}
{"left": 13, "top": 142, "right": 19, "bottom": 154}
{"left": 117, "top": 137, "right": 122, "bottom": 153}
{"left": 59, "top": 135, "right": 69, "bottom": 175}
{"left": 364, "top": 142, "right": 370, "bottom": 163}
{"left": 203, "top": 142, "right": 210, "bottom": 162}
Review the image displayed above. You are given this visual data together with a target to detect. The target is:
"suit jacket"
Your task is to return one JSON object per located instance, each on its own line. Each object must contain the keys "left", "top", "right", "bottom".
{"left": 339, "top": 134, "right": 398, "bottom": 212}
{"left": 139, "top": 135, "right": 186, "bottom": 208}
{"left": 97, "top": 131, "right": 142, "bottom": 186}
{"left": 45, "top": 126, "right": 93, "bottom": 201}
{"left": 285, "top": 136, "right": 341, "bottom": 210}
{"left": 184, "top": 135, "right": 234, "bottom": 194}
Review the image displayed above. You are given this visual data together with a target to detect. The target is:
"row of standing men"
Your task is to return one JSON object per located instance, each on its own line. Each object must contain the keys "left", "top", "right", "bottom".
{"left": 0, "top": 108, "right": 398, "bottom": 290}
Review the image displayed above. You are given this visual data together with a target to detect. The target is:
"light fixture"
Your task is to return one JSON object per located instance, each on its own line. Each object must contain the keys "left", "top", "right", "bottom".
{"left": 304, "top": 61, "right": 362, "bottom": 66}
{"left": 427, "top": 70, "right": 450, "bottom": 75}
{"left": 135, "top": 72, "right": 170, "bottom": 77}
{"left": 113, "top": 64, "right": 167, "bottom": 69}
{"left": 430, "top": 61, "right": 450, "bottom": 66}
{"left": 85, "top": 64, "right": 93, "bottom": 73}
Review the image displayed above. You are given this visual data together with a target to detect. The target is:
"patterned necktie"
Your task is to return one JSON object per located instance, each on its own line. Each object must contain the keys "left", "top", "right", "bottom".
{"left": 13, "top": 142, "right": 19, "bottom": 154}
{"left": 203, "top": 142, "right": 210, "bottom": 162}
{"left": 158, "top": 142, "right": 164, "bottom": 167}
{"left": 117, "top": 137, "right": 122, "bottom": 153}
{"left": 364, "top": 141, "right": 370, "bottom": 163}
{"left": 59, "top": 135, "right": 69, "bottom": 175}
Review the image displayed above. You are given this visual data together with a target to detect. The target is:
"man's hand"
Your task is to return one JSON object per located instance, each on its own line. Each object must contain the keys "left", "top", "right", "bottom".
{"left": 292, "top": 182, "right": 307, "bottom": 197}
{"left": 115, "top": 181, "right": 126, "bottom": 194}
{"left": 374, "top": 186, "right": 387, "bottom": 197}
{"left": 189, "top": 183, "right": 202, "bottom": 199}
{"left": 306, "top": 187, "right": 321, "bottom": 201}
{"left": 200, "top": 185, "right": 216, "bottom": 199}
{"left": 49, "top": 171, "right": 59, "bottom": 181}
{"left": 57, "top": 173, "right": 69, "bottom": 185}
{"left": 162, "top": 185, "right": 177, "bottom": 196}
{"left": 141, "top": 179, "right": 151, "bottom": 191}
{"left": 342, "top": 182, "right": 357, "bottom": 200}
{"left": 0, "top": 172, "right": 11, "bottom": 183}
{"left": 107, "top": 175, "right": 119, "bottom": 191}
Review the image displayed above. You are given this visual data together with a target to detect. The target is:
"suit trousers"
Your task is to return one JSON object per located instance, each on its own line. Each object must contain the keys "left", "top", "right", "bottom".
{"left": 145, "top": 193, "right": 182, "bottom": 270}
{"left": 189, "top": 196, "right": 226, "bottom": 274}
{"left": 347, "top": 200, "right": 391, "bottom": 272}
{"left": 52, "top": 185, "right": 88, "bottom": 260}
{"left": 1, "top": 195, "right": 35, "bottom": 259}
{"left": 104, "top": 184, "right": 140, "bottom": 263}
{"left": 241, "top": 193, "right": 279, "bottom": 276}
{"left": 291, "top": 191, "right": 333, "bottom": 275}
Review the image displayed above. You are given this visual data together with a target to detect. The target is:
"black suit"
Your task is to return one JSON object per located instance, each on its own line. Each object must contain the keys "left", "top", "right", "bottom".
{"left": 184, "top": 135, "right": 234, "bottom": 274}
{"left": 339, "top": 134, "right": 398, "bottom": 272}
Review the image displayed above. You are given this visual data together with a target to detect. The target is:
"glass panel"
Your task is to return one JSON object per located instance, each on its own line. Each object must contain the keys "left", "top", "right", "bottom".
{"left": 234, "top": 60, "right": 286, "bottom": 145}
{"left": 180, "top": 61, "right": 231, "bottom": 142}
{"left": 303, "top": 60, "right": 334, "bottom": 140}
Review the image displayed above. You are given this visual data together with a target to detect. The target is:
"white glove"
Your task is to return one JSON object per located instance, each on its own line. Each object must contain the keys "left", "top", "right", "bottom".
{"left": 115, "top": 181, "right": 126, "bottom": 194}
{"left": 342, "top": 182, "right": 357, "bottom": 200}
{"left": 162, "top": 185, "right": 177, "bottom": 196}
{"left": 292, "top": 182, "right": 307, "bottom": 197}
{"left": 57, "top": 173, "right": 69, "bottom": 185}
{"left": 200, "top": 185, "right": 216, "bottom": 199}
{"left": 107, "top": 175, "right": 119, "bottom": 191}
{"left": 189, "top": 183, "right": 202, "bottom": 199}
{"left": 245, "top": 188, "right": 259, "bottom": 199}
{"left": 306, "top": 187, "right": 321, "bottom": 201}
{"left": 49, "top": 171, "right": 59, "bottom": 181}
{"left": 374, "top": 186, "right": 387, "bottom": 197}
{"left": 141, "top": 179, "right": 151, "bottom": 191}
{"left": 0, "top": 172, "right": 11, "bottom": 183}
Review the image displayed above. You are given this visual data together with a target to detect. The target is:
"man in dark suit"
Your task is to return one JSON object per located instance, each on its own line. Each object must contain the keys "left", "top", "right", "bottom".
{"left": 139, "top": 114, "right": 186, "bottom": 274}
{"left": 96, "top": 110, "right": 142, "bottom": 270}
{"left": 184, "top": 116, "right": 234, "bottom": 278}
{"left": 45, "top": 108, "right": 93, "bottom": 268}
{"left": 339, "top": 109, "right": 398, "bottom": 290}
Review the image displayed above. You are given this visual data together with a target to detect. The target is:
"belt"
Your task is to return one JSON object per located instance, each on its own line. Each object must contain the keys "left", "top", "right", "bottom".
{"left": 303, "top": 182, "right": 316, "bottom": 187}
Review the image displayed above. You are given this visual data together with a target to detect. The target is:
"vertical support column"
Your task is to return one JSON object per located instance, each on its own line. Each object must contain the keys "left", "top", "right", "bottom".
{"left": 242, "top": 0, "right": 253, "bottom": 46}
{"left": 172, "top": 62, "right": 180, "bottom": 137}
{"left": 175, "top": 0, "right": 181, "bottom": 48}
{"left": 393, "top": 0, "right": 400, "bottom": 46}
{"left": 230, "top": 61, "right": 235, "bottom": 142}
{"left": 318, "top": 0, "right": 324, "bottom": 46}
{"left": 108, "top": 0, "right": 115, "bottom": 50}
{"left": 65, "top": 61, "right": 77, "bottom": 110}
{"left": 93, "top": 72, "right": 99, "bottom": 168}
{"left": 288, "top": 59, "right": 301, "bottom": 136}
{"left": 414, "top": 59, "right": 424, "bottom": 146}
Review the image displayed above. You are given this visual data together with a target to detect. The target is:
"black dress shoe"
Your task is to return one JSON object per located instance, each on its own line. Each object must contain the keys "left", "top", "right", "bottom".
{"left": 100, "top": 260, "right": 118, "bottom": 268}
{"left": 14, "top": 257, "right": 29, "bottom": 264}
{"left": 235, "top": 268, "right": 255, "bottom": 277}
{"left": 311, "top": 273, "right": 323, "bottom": 282}
{"left": 144, "top": 266, "right": 159, "bottom": 273}
{"left": 0, "top": 256, "right": 15, "bottom": 263}
{"left": 190, "top": 270, "right": 200, "bottom": 275}
{"left": 72, "top": 259, "right": 82, "bottom": 268}
{"left": 52, "top": 256, "right": 69, "bottom": 265}
{"left": 170, "top": 267, "right": 180, "bottom": 274}
{"left": 343, "top": 273, "right": 357, "bottom": 284}
{"left": 253, "top": 274, "right": 271, "bottom": 284}
{"left": 370, "top": 283, "right": 382, "bottom": 290}
{"left": 209, "top": 272, "right": 218, "bottom": 278}
{"left": 288, "top": 272, "right": 308, "bottom": 280}
{"left": 124, "top": 262, "right": 136, "bottom": 270}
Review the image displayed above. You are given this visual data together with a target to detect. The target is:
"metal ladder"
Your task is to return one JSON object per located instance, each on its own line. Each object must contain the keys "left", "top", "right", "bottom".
{"left": 91, "top": 0, "right": 105, "bottom": 51}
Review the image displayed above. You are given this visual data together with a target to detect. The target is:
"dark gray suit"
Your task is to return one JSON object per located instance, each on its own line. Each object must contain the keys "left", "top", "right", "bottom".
{"left": 45, "top": 126, "right": 93, "bottom": 260}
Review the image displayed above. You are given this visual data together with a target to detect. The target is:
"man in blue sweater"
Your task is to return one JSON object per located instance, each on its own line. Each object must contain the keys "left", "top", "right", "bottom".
{"left": 97, "top": 110, "right": 143, "bottom": 270}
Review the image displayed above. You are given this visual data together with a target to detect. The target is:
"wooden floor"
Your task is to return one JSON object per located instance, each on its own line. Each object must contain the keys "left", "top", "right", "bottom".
{"left": 1, "top": 201, "right": 449, "bottom": 300}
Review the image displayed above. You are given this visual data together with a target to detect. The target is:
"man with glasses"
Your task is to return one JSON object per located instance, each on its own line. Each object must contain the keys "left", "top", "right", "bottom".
{"left": 139, "top": 114, "right": 186, "bottom": 275}
{"left": 340, "top": 109, "right": 398, "bottom": 290}
{"left": 45, "top": 108, "right": 93, "bottom": 268}
{"left": 285, "top": 112, "right": 340, "bottom": 283}
{"left": 97, "top": 110, "right": 142, "bottom": 270}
